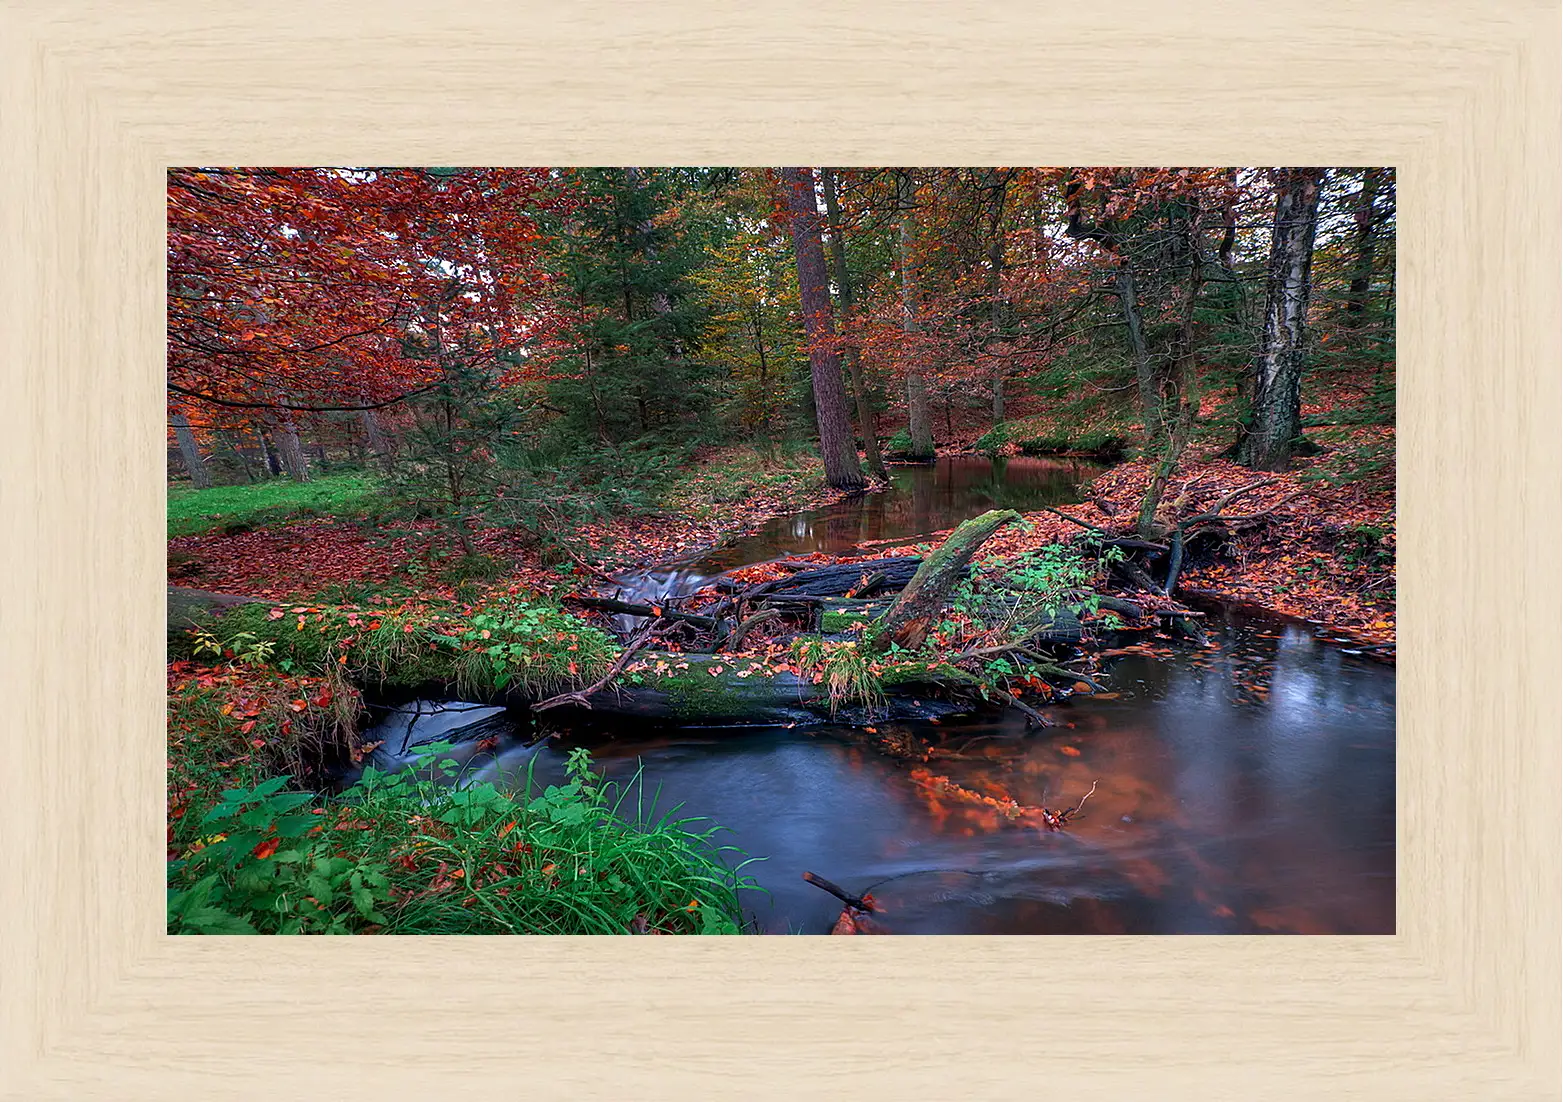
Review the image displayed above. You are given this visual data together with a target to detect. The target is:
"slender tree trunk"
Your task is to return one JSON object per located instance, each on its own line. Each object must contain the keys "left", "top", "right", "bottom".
{"left": 1136, "top": 200, "right": 1206, "bottom": 538}
{"left": 1346, "top": 168, "right": 1380, "bottom": 322}
{"left": 359, "top": 390, "right": 394, "bottom": 473}
{"left": 273, "top": 412, "right": 311, "bottom": 482}
{"left": 1238, "top": 169, "right": 1326, "bottom": 472}
{"left": 1061, "top": 173, "right": 1160, "bottom": 442}
{"left": 984, "top": 169, "right": 1009, "bottom": 426}
{"left": 752, "top": 306, "right": 772, "bottom": 442}
{"left": 779, "top": 167, "right": 865, "bottom": 491}
{"left": 1115, "top": 262, "right": 1161, "bottom": 441}
{"left": 170, "top": 411, "right": 213, "bottom": 489}
{"left": 897, "top": 171, "right": 936, "bottom": 460}
{"left": 821, "top": 169, "right": 887, "bottom": 480}
{"left": 258, "top": 423, "right": 282, "bottom": 476}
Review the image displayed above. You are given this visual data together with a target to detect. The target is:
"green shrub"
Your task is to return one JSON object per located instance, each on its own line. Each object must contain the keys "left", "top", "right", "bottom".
{"left": 884, "top": 429, "right": 914, "bottom": 457}
{"left": 973, "top": 423, "right": 1016, "bottom": 457}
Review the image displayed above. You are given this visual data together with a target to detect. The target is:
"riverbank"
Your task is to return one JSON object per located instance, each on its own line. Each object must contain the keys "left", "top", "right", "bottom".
{"left": 813, "top": 455, "right": 1395, "bottom": 652}
{"left": 167, "top": 446, "right": 848, "bottom": 603}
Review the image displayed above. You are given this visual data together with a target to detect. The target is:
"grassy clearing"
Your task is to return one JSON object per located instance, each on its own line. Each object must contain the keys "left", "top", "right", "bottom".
{"left": 660, "top": 444, "right": 828, "bottom": 522}
{"left": 169, "top": 472, "right": 382, "bottom": 537}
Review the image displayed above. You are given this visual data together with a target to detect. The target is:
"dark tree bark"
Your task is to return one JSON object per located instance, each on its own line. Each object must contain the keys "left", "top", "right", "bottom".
{"left": 896, "top": 171, "right": 936, "bottom": 460}
{"left": 821, "top": 169, "right": 887, "bottom": 480}
{"left": 358, "top": 388, "right": 394, "bottom": 473}
{"left": 258, "top": 423, "right": 283, "bottom": 476}
{"left": 983, "top": 169, "right": 1011, "bottom": 425}
{"left": 1346, "top": 168, "right": 1382, "bottom": 322}
{"left": 779, "top": 167, "right": 865, "bottom": 491}
{"left": 170, "top": 411, "right": 213, "bottom": 489}
{"left": 1238, "top": 168, "right": 1326, "bottom": 472}
{"left": 272, "top": 412, "right": 312, "bottom": 482}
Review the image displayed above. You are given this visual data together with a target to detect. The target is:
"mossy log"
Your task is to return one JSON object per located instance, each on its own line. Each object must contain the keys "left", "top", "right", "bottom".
{"left": 862, "top": 509, "right": 1022, "bottom": 654}
{"left": 556, "top": 651, "right": 970, "bottom": 726}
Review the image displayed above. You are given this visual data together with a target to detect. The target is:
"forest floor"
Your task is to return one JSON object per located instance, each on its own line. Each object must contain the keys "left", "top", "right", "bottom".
{"left": 167, "top": 445, "right": 845, "bottom": 603}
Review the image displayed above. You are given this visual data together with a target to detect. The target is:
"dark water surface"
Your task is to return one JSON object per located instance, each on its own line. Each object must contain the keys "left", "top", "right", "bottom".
{"left": 622, "top": 455, "right": 1104, "bottom": 602}
{"left": 380, "top": 455, "right": 1396, "bottom": 933}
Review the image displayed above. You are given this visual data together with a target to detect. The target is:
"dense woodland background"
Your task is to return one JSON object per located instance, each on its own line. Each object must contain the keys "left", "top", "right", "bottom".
{"left": 168, "top": 166, "right": 1394, "bottom": 550}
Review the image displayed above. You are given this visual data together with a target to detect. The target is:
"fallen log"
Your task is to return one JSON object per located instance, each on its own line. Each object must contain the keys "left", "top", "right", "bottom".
{"left": 562, "top": 595, "right": 718, "bottom": 631}
{"left": 863, "top": 510, "right": 1022, "bottom": 655}
{"left": 747, "top": 556, "right": 923, "bottom": 599}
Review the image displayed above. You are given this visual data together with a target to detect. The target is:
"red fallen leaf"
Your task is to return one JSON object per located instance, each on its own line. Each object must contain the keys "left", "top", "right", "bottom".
{"left": 287, "top": 700, "right": 307, "bottom": 712}
{"left": 497, "top": 820, "right": 518, "bottom": 840}
{"left": 251, "top": 738, "right": 267, "bottom": 749}
{"left": 266, "top": 608, "right": 285, "bottom": 620}
{"left": 239, "top": 720, "right": 257, "bottom": 734}
{"left": 251, "top": 837, "right": 280, "bottom": 860}
{"left": 1059, "top": 745, "right": 1081, "bottom": 757}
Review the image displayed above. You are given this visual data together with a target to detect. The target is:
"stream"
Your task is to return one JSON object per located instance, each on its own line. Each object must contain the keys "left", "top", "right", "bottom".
{"left": 365, "top": 456, "right": 1396, "bottom": 934}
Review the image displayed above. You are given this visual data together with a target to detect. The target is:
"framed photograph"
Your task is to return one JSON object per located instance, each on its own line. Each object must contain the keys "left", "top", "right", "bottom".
{"left": 3, "top": 1, "right": 1557, "bottom": 1098}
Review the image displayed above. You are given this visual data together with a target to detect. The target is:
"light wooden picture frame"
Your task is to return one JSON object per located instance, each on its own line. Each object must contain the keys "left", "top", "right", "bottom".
{"left": 1, "top": 2, "right": 1557, "bottom": 1098}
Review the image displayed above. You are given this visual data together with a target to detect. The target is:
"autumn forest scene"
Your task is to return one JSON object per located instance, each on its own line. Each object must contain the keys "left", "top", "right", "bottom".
{"left": 167, "top": 166, "right": 1395, "bottom": 935}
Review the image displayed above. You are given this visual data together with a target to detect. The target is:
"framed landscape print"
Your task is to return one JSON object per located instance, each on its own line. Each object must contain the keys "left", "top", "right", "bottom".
{"left": 2, "top": 1, "right": 1557, "bottom": 1097}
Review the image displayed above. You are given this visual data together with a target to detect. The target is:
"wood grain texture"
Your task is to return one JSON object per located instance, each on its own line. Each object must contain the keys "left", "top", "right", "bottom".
{"left": 0, "top": 1, "right": 1557, "bottom": 1098}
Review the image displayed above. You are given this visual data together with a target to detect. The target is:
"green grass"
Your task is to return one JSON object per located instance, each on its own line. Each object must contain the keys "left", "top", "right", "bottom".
{"left": 661, "top": 444, "right": 827, "bottom": 520}
{"left": 166, "top": 709, "right": 760, "bottom": 935}
{"left": 168, "top": 472, "right": 382, "bottom": 537}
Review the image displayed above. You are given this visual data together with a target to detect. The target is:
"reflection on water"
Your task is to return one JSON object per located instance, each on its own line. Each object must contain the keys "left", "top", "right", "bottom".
{"left": 463, "top": 607, "right": 1394, "bottom": 934}
{"left": 703, "top": 455, "right": 1102, "bottom": 570}
{"left": 618, "top": 454, "right": 1103, "bottom": 604}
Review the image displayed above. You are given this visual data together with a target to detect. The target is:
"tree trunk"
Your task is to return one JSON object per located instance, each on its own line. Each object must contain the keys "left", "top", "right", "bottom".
{"left": 1346, "top": 168, "right": 1380, "bottom": 322}
{"left": 1136, "top": 199, "right": 1208, "bottom": 538}
{"left": 257, "top": 424, "right": 282, "bottom": 476}
{"left": 821, "top": 169, "right": 887, "bottom": 480}
{"left": 779, "top": 167, "right": 865, "bottom": 491}
{"left": 1238, "top": 168, "right": 1325, "bottom": 472}
{"left": 863, "top": 509, "right": 1021, "bottom": 654}
{"left": 1115, "top": 263, "right": 1162, "bottom": 441}
{"left": 897, "top": 171, "right": 936, "bottom": 460}
{"left": 170, "top": 411, "right": 213, "bottom": 489}
{"left": 359, "top": 391, "right": 394, "bottom": 473}
{"left": 273, "top": 413, "right": 312, "bottom": 482}
{"left": 984, "top": 169, "right": 1009, "bottom": 426}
